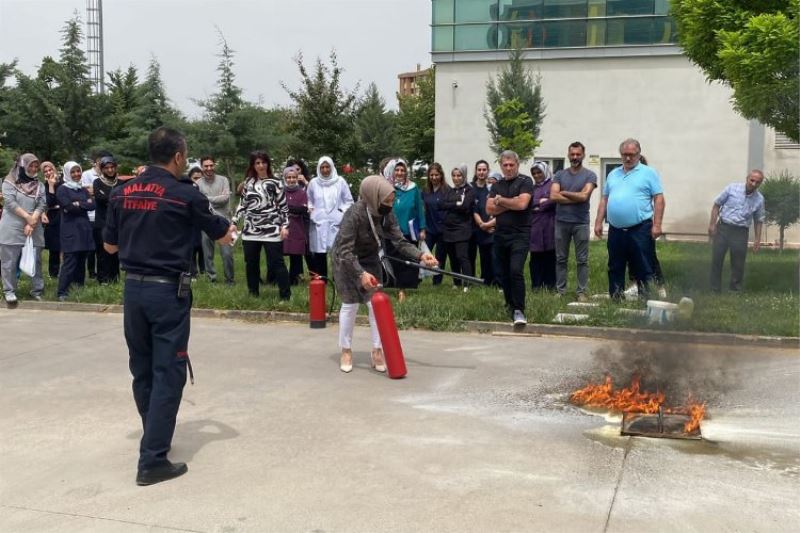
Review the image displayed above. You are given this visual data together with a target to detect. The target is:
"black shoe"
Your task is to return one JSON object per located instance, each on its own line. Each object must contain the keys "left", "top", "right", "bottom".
{"left": 136, "top": 461, "right": 188, "bottom": 486}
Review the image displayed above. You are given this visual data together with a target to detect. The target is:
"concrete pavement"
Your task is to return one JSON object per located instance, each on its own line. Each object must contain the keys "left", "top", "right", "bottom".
{"left": 1, "top": 308, "right": 798, "bottom": 532}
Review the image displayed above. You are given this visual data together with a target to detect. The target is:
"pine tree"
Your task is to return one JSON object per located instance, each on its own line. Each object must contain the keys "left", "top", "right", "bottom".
{"left": 484, "top": 44, "right": 545, "bottom": 161}
{"left": 355, "top": 83, "right": 396, "bottom": 169}
{"left": 396, "top": 69, "right": 435, "bottom": 165}
{"left": 282, "top": 51, "right": 358, "bottom": 164}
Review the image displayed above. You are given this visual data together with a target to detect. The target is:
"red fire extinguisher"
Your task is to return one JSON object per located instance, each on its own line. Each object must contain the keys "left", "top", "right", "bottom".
{"left": 309, "top": 273, "right": 327, "bottom": 329}
{"left": 370, "top": 289, "right": 407, "bottom": 379}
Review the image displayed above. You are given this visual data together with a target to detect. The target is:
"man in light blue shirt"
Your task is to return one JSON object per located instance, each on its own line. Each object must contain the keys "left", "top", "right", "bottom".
{"left": 594, "top": 138, "right": 665, "bottom": 299}
{"left": 708, "top": 170, "right": 765, "bottom": 292}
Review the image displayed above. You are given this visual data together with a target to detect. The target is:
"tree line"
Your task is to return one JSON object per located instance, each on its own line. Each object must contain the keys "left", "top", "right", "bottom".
{"left": 0, "top": 16, "right": 435, "bottom": 180}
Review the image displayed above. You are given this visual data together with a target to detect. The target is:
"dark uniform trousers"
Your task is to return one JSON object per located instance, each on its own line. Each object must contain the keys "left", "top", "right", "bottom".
{"left": 124, "top": 278, "right": 190, "bottom": 470}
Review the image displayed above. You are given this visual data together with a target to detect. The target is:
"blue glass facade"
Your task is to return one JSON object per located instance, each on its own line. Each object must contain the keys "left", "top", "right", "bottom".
{"left": 432, "top": 0, "right": 677, "bottom": 52}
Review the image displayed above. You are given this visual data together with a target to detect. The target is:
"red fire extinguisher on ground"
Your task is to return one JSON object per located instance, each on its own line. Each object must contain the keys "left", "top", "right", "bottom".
{"left": 371, "top": 289, "right": 407, "bottom": 379}
{"left": 309, "top": 273, "right": 327, "bottom": 329}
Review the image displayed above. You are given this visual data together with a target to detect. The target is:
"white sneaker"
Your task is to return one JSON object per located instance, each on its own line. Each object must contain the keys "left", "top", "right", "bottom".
{"left": 512, "top": 310, "right": 527, "bottom": 326}
{"left": 5, "top": 293, "right": 18, "bottom": 308}
{"left": 658, "top": 286, "right": 668, "bottom": 299}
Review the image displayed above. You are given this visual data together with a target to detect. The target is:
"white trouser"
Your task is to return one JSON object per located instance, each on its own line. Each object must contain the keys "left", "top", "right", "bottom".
{"left": 338, "top": 302, "right": 382, "bottom": 350}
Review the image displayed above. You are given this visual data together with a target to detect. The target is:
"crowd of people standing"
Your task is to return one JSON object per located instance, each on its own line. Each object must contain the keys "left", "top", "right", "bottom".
{"left": 0, "top": 137, "right": 768, "bottom": 322}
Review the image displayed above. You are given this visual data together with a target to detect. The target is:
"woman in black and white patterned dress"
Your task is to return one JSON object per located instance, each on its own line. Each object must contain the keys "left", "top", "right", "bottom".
{"left": 234, "top": 151, "right": 291, "bottom": 299}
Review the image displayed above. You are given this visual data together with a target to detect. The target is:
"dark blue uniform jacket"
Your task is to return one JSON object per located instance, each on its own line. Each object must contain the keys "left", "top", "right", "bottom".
{"left": 56, "top": 185, "right": 95, "bottom": 253}
{"left": 103, "top": 166, "right": 230, "bottom": 277}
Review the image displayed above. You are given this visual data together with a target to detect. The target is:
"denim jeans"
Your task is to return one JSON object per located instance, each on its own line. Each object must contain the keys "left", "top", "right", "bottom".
{"left": 607, "top": 220, "right": 654, "bottom": 298}
{"left": 202, "top": 232, "right": 234, "bottom": 283}
{"left": 555, "top": 221, "right": 590, "bottom": 295}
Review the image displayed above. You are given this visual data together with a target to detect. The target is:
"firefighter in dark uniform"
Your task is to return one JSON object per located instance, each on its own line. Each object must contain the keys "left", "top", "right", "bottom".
{"left": 103, "top": 127, "right": 234, "bottom": 486}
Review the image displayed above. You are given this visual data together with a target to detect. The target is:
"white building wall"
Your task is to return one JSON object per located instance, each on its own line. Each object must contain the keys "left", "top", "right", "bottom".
{"left": 434, "top": 54, "right": 797, "bottom": 243}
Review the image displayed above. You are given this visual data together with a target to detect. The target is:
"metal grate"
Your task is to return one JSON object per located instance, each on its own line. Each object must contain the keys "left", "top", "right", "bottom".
{"left": 621, "top": 410, "right": 702, "bottom": 440}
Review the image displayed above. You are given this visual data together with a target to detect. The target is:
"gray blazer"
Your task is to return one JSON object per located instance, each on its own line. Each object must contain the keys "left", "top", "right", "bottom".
{"left": 332, "top": 200, "right": 420, "bottom": 304}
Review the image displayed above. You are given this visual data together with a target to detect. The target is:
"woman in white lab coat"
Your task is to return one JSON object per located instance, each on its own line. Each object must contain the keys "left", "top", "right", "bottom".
{"left": 306, "top": 156, "right": 353, "bottom": 279}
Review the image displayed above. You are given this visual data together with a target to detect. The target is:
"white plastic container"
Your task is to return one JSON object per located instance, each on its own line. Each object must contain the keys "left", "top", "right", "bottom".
{"left": 552, "top": 313, "right": 590, "bottom": 324}
{"left": 646, "top": 300, "right": 679, "bottom": 325}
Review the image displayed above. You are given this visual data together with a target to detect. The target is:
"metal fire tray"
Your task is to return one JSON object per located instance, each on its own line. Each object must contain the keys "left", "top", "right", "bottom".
{"left": 621, "top": 411, "right": 702, "bottom": 440}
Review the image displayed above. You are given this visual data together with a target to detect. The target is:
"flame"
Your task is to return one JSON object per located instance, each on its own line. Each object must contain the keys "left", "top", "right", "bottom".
{"left": 570, "top": 375, "right": 706, "bottom": 434}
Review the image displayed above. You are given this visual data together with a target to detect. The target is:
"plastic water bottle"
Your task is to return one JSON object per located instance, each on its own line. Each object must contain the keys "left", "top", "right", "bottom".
{"left": 678, "top": 297, "right": 694, "bottom": 320}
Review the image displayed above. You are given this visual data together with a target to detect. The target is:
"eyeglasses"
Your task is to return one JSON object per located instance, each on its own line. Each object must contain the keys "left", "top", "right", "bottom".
{"left": 621, "top": 153, "right": 639, "bottom": 158}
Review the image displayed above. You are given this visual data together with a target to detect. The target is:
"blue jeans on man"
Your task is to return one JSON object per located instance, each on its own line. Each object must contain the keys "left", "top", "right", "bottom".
{"left": 607, "top": 219, "right": 654, "bottom": 299}
{"left": 555, "top": 222, "right": 590, "bottom": 296}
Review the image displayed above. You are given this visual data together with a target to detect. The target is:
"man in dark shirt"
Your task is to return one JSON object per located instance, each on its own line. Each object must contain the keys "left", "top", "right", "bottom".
{"left": 103, "top": 127, "right": 234, "bottom": 486}
{"left": 486, "top": 150, "right": 533, "bottom": 325}
{"left": 550, "top": 141, "right": 597, "bottom": 302}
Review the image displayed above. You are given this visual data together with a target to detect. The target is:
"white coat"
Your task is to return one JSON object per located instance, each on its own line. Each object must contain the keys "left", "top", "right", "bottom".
{"left": 307, "top": 168, "right": 353, "bottom": 253}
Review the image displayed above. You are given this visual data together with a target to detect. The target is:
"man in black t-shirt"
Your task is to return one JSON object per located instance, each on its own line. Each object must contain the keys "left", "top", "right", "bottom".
{"left": 487, "top": 150, "right": 534, "bottom": 325}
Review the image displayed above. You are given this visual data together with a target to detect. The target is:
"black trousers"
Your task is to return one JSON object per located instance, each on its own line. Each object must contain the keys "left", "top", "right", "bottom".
{"left": 47, "top": 249, "right": 61, "bottom": 278}
{"left": 444, "top": 240, "right": 473, "bottom": 286}
{"left": 86, "top": 250, "right": 96, "bottom": 278}
{"left": 529, "top": 249, "right": 556, "bottom": 291}
{"left": 243, "top": 240, "right": 290, "bottom": 298}
{"left": 470, "top": 241, "right": 496, "bottom": 286}
{"left": 288, "top": 254, "right": 305, "bottom": 285}
{"left": 309, "top": 252, "right": 328, "bottom": 280}
{"left": 58, "top": 251, "right": 87, "bottom": 297}
{"left": 385, "top": 236, "right": 420, "bottom": 289}
{"left": 124, "top": 278, "right": 189, "bottom": 470}
{"left": 94, "top": 227, "right": 119, "bottom": 283}
{"left": 494, "top": 232, "right": 529, "bottom": 313}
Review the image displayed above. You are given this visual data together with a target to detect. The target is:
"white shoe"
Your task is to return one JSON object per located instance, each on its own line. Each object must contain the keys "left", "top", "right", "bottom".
{"left": 371, "top": 348, "right": 386, "bottom": 373}
{"left": 658, "top": 286, "right": 668, "bottom": 299}
{"left": 512, "top": 310, "right": 527, "bottom": 326}
{"left": 340, "top": 349, "right": 353, "bottom": 373}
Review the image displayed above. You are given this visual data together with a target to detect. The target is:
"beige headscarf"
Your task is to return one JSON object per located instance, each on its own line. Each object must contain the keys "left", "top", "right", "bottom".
{"left": 3, "top": 153, "right": 40, "bottom": 197}
{"left": 359, "top": 175, "right": 394, "bottom": 216}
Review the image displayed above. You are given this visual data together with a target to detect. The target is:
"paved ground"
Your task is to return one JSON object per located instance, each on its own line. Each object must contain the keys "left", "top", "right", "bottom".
{"left": 1, "top": 308, "right": 798, "bottom": 533}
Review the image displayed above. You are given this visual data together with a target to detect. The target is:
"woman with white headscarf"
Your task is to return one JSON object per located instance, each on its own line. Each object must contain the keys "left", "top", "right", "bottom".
{"left": 331, "top": 176, "right": 438, "bottom": 373}
{"left": 529, "top": 161, "right": 556, "bottom": 291}
{"left": 306, "top": 156, "right": 353, "bottom": 279}
{"left": 0, "top": 153, "right": 46, "bottom": 307}
{"left": 56, "top": 161, "right": 95, "bottom": 300}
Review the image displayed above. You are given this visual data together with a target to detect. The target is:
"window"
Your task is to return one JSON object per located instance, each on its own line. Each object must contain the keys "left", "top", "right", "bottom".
{"left": 543, "top": 0, "right": 587, "bottom": 19}
{"left": 601, "top": 159, "right": 622, "bottom": 191}
{"left": 431, "top": 0, "right": 676, "bottom": 52}
{"left": 433, "top": 26, "right": 455, "bottom": 52}
{"left": 455, "top": 0, "right": 494, "bottom": 22}
{"left": 455, "top": 24, "right": 495, "bottom": 51}
{"left": 433, "top": 0, "right": 455, "bottom": 24}
{"left": 535, "top": 158, "right": 565, "bottom": 172}
{"left": 607, "top": 0, "right": 654, "bottom": 16}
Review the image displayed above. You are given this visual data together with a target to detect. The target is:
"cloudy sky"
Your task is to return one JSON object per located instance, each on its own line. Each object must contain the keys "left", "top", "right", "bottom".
{"left": 0, "top": 0, "right": 432, "bottom": 117}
